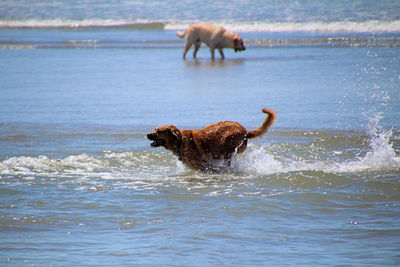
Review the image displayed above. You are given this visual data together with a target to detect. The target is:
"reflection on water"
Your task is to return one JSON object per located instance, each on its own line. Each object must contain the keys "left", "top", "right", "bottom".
{"left": 184, "top": 58, "right": 246, "bottom": 67}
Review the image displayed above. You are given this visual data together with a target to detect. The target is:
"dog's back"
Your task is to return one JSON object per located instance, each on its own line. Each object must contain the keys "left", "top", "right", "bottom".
{"left": 181, "top": 23, "right": 222, "bottom": 45}
{"left": 176, "top": 23, "right": 220, "bottom": 39}
{"left": 193, "top": 121, "right": 247, "bottom": 152}
{"left": 179, "top": 121, "right": 247, "bottom": 169}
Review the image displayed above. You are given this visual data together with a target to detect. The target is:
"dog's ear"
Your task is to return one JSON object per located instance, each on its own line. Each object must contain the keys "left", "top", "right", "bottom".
{"left": 168, "top": 125, "right": 182, "bottom": 140}
{"left": 233, "top": 37, "right": 239, "bottom": 46}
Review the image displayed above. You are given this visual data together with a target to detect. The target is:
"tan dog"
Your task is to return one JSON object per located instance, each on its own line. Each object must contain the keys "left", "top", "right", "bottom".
{"left": 176, "top": 23, "right": 246, "bottom": 60}
{"left": 147, "top": 108, "right": 276, "bottom": 171}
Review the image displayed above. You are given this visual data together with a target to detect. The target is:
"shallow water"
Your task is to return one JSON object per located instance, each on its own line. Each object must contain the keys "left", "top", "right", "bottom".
{"left": 1, "top": 0, "right": 400, "bottom": 265}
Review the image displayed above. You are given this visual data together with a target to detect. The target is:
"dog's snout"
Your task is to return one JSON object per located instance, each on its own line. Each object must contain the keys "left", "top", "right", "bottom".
{"left": 235, "top": 46, "right": 245, "bottom": 53}
{"left": 147, "top": 133, "right": 155, "bottom": 140}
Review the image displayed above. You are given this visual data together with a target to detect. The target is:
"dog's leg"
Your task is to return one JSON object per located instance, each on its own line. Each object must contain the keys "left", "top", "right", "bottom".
{"left": 218, "top": 48, "right": 225, "bottom": 59}
{"left": 209, "top": 46, "right": 216, "bottom": 60}
{"left": 182, "top": 42, "right": 192, "bottom": 59}
{"left": 193, "top": 41, "right": 201, "bottom": 59}
{"left": 210, "top": 27, "right": 225, "bottom": 60}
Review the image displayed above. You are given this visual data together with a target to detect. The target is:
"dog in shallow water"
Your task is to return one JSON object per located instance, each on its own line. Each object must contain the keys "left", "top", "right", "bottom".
{"left": 147, "top": 108, "right": 276, "bottom": 171}
{"left": 176, "top": 23, "right": 246, "bottom": 60}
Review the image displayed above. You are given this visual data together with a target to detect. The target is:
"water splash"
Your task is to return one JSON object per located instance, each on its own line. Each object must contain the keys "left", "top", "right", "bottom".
{"left": 233, "top": 145, "right": 290, "bottom": 176}
{"left": 235, "top": 114, "right": 399, "bottom": 175}
{"left": 338, "top": 113, "right": 400, "bottom": 172}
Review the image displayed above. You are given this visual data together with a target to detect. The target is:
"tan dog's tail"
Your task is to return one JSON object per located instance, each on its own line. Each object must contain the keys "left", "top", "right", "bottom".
{"left": 176, "top": 31, "right": 186, "bottom": 39}
{"left": 247, "top": 108, "right": 277, "bottom": 139}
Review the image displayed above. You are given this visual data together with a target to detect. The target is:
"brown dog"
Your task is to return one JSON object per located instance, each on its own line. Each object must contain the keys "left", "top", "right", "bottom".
{"left": 176, "top": 23, "right": 246, "bottom": 60}
{"left": 147, "top": 108, "right": 276, "bottom": 171}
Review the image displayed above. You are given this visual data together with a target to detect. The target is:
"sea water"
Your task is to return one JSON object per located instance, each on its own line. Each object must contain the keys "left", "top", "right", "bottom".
{"left": 1, "top": 0, "right": 400, "bottom": 266}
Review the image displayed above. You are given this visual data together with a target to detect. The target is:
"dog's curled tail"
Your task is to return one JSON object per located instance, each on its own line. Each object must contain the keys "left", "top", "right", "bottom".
{"left": 176, "top": 31, "right": 186, "bottom": 39}
{"left": 247, "top": 108, "right": 277, "bottom": 139}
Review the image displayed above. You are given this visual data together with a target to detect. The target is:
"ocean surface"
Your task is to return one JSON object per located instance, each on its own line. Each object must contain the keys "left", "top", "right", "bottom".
{"left": 1, "top": 0, "right": 400, "bottom": 266}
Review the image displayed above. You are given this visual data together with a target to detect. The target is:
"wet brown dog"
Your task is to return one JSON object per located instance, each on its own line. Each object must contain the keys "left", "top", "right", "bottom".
{"left": 176, "top": 23, "right": 246, "bottom": 60}
{"left": 147, "top": 108, "right": 276, "bottom": 171}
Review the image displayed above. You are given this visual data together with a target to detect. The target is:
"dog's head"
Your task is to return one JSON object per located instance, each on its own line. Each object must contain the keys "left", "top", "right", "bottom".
{"left": 147, "top": 125, "right": 182, "bottom": 151}
{"left": 233, "top": 34, "right": 246, "bottom": 52}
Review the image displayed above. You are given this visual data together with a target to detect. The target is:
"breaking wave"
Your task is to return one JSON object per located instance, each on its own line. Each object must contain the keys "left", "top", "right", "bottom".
{"left": 2, "top": 19, "right": 400, "bottom": 33}
{"left": 0, "top": 19, "right": 165, "bottom": 30}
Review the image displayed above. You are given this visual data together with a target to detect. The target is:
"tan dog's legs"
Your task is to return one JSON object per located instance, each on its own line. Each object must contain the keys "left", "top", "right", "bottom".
{"left": 209, "top": 47, "right": 215, "bottom": 60}
{"left": 209, "top": 46, "right": 224, "bottom": 60}
{"left": 193, "top": 41, "right": 201, "bottom": 58}
{"left": 182, "top": 43, "right": 191, "bottom": 59}
{"left": 218, "top": 48, "right": 225, "bottom": 59}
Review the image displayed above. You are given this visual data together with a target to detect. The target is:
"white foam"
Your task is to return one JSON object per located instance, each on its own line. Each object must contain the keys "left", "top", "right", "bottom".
{"left": 234, "top": 145, "right": 321, "bottom": 176}
{"left": 0, "top": 152, "right": 173, "bottom": 182}
{"left": 0, "top": 18, "right": 161, "bottom": 29}
{"left": 233, "top": 146, "right": 288, "bottom": 175}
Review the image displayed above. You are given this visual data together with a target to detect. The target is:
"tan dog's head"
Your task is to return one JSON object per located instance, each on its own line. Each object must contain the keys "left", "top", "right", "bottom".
{"left": 147, "top": 125, "right": 182, "bottom": 152}
{"left": 233, "top": 34, "right": 246, "bottom": 52}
